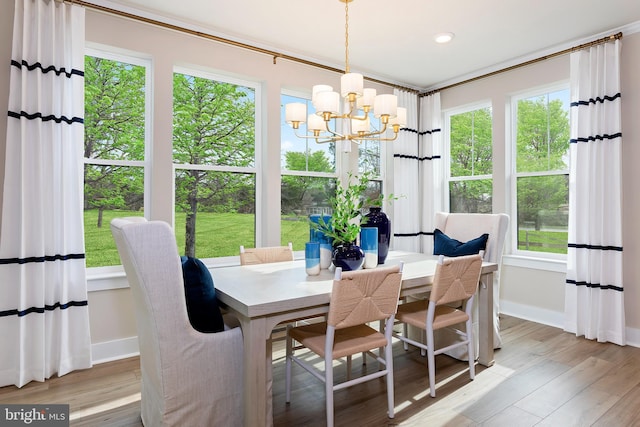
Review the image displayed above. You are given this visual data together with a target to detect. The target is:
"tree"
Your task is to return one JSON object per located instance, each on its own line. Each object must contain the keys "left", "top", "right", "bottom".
{"left": 281, "top": 150, "right": 333, "bottom": 215}
{"left": 84, "top": 56, "right": 145, "bottom": 227}
{"left": 173, "top": 73, "right": 255, "bottom": 257}
{"left": 449, "top": 108, "right": 493, "bottom": 213}
{"left": 516, "top": 96, "right": 569, "bottom": 227}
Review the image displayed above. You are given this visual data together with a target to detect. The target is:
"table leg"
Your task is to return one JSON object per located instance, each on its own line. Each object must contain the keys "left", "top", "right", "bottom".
{"left": 238, "top": 316, "right": 271, "bottom": 427}
{"left": 477, "top": 271, "right": 495, "bottom": 367}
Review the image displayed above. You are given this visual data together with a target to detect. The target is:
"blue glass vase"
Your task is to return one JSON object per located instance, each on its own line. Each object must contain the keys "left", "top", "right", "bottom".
{"left": 365, "top": 207, "right": 391, "bottom": 264}
{"left": 332, "top": 243, "right": 365, "bottom": 271}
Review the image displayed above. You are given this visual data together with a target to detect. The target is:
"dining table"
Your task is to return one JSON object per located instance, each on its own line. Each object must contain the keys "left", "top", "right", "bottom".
{"left": 212, "top": 250, "right": 498, "bottom": 427}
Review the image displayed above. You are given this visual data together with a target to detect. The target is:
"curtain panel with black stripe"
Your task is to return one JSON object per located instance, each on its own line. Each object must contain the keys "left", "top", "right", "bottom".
{"left": 391, "top": 90, "right": 443, "bottom": 254}
{"left": 0, "top": 0, "right": 92, "bottom": 387}
{"left": 564, "top": 39, "right": 625, "bottom": 345}
{"left": 392, "top": 90, "right": 421, "bottom": 252}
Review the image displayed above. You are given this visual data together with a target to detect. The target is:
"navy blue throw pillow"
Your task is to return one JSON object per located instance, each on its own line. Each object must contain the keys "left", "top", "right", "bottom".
{"left": 433, "top": 228, "right": 489, "bottom": 257}
{"left": 180, "top": 256, "right": 225, "bottom": 333}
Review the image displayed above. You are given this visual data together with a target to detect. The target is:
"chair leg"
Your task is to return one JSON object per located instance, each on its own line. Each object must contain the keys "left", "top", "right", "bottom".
{"left": 402, "top": 323, "right": 409, "bottom": 351}
{"left": 426, "top": 329, "right": 436, "bottom": 398}
{"left": 385, "top": 343, "right": 395, "bottom": 419}
{"left": 467, "top": 318, "right": 475, "bottom": 380}
{"left": 285, "top": 331, "right": 293, "bottom": 403}
{"left": 325, "top": 357, "right": 334, "bottom": 427}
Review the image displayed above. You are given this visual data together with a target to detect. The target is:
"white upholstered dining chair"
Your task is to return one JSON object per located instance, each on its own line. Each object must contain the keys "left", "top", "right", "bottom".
{"left": 394, "top": 254, "right": 483, "bottom": 397}
{"left": 285, "top": 264, "right": 404, "bottom": 427}
{"left": 111, "top": 217, "right": 244, "bottom": 427}
{"left": 432, "top": 212, "right": 509, "bottom": 359}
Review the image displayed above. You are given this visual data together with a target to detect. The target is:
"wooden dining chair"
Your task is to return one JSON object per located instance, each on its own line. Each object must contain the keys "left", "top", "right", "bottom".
{"left": 393, "top": 253, "right": 482, "bottom": 397}
{"left": 239, "top": 242, "right": 294, "bottom": 265}
{"left": 285, "top": 263, "right": 404, "bottom": 427}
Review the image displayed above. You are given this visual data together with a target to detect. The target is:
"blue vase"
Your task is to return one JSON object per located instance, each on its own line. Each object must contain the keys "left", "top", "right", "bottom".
{"left": 332, "top": 243, "right": 365, "bottom": 271}
{"left": 360, "top": 227, "right": 378, "bottom": 269}
{"left": 365, "top": 207, "right": 391, "bottom": 264}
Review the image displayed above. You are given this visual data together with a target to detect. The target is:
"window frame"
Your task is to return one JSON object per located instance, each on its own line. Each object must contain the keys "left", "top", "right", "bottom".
{"left": 83, "top": 45, "right": 152, "bottom": 271}
{"left": 443, "top": 100, "right": 493, "bottom": 213}
{"left": 508, "top": 82, "right": 570, "bottom": 260}
{"left": 172, "top": 65, "right": 262, "bottom": 259}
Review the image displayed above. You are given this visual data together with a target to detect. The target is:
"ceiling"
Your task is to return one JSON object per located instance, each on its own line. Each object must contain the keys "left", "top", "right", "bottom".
{"left": 99, "top": 0, "right": 640, "bottom": 91}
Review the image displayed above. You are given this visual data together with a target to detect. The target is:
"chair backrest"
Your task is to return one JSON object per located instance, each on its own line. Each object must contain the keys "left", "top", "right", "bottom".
{"left": 327, "top": 264, "right": 403, "bottom": 329}
{"left": 239, "top": 242, "right": 294, "bottom": 265}
{"left": 110, "top": 217, "right": 192, "bottom": 395}
{"left": 434, "top": 212, "right": 509, "bottom": 264}
{"left": 430, "top": 254, "right": 483, "bottom": 306}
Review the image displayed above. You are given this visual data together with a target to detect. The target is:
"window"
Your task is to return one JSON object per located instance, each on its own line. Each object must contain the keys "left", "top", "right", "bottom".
{"left": 173, "top": 68, "right": 258, "bottom": 258}
{"left": 512, "top": 87, "right": 570, "bottom": 255}
{"left": 83, "top": 50, "right": 150, "bottom": 268}
{"left": 445, "top": 105, "right": 493, "bottom": 213}
{"left": 280, "top": 92, "right": 337, "bottom": 250}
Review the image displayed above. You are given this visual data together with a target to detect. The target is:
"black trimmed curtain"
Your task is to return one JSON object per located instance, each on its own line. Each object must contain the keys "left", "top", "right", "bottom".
{"left": 419, "top": 93, "right": 443, "bottom": 254}
{"left": 392, "top": 91, "right": 443, "bottom": 254}
{"left": 0, "top": 0, "right": 91, "bottom": 387}
{"left": 564, "top": 39, "right": 625, "bottom": 345}
{"left": 392, "top": 90, "right": 421, "bottom": 252}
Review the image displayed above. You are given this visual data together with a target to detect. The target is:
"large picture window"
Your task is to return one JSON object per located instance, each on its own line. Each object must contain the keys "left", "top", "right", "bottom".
{"left": 512, "top": 87, "right": 570, "bottom": 255}
{"left": 445, "top": 105, "right": 493, "bottom": 213}
{"left": 83, "top": 50, "right": 150, "bottom": 268}
{"left": 173, "top": 68, "right": 258, "bottom": 258}
{"left": 280, "top": 92, "right": 337, "bottom": 250}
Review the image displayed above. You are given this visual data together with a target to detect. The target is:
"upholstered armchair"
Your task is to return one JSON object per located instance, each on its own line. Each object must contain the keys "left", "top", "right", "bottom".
{"left": 432, "top": 212, "right": 509, "bottom": 359}
{"left": 111, "top": 217, "right": 244, "bottom": 427}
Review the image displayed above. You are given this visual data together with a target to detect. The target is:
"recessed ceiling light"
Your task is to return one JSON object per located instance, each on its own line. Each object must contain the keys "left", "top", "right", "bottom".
{"left": 434, "top": 32, "right": 455, "bottom": 44}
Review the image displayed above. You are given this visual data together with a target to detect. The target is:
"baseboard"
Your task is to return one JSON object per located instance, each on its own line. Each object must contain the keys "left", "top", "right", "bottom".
{"left": 91, "top": 336, "right": 139, "bottom": 365}
{"left": 500, "top": 300, "right": 640, "bottom": 348}
{"left": 500, "top": 300, "right": 564, "bottom": 328}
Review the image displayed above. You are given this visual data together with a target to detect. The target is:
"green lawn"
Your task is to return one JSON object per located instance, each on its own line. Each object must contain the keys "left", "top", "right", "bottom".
{"left": 84, "top": 210, "right": 310, "bottom": 268}
{"left": 517, "top": 229, "right": 567, "bottom": 254}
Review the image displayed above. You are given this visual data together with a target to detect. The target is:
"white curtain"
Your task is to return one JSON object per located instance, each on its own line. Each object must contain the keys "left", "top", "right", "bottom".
{"left": 564, "top": 39, "right": 625, "bottom": 345}
{"left": 419, "top": 93, "right": 443, "bottom": 254}
{"left": 0, "top": 0, "right": 91, "bottom": 387}
{"left": 392, "top": 89, "right": 421, "bottom": 252}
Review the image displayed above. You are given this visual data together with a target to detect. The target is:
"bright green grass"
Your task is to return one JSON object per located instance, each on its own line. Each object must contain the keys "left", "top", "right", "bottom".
{"left": 518, "top": 229, "right": 567, "bottom": 254}
{"left": 84, "top": 210, "right": 310, "bottom": 268}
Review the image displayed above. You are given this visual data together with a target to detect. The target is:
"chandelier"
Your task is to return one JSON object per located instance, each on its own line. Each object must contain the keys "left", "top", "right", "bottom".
{"left": 284, "top": 0, "right": 406, "bottom": 146}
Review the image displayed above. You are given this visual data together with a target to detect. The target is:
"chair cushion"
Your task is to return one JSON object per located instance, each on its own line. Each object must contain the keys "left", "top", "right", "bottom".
{"left": 180, "top": 256, "right": 225, "bottom": 333}
{"left": 433, "top": 228, "right": 488, "bottom": 257}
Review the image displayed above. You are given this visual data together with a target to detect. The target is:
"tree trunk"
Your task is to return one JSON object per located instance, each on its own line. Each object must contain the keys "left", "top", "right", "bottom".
{"left": 184, "top": 185, "right": 198, "bottom": 258}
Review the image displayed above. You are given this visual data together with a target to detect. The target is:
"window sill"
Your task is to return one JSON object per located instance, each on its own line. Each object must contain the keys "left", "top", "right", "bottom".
{"left": 502, "top": 254, "right": 566, "bottom": 273}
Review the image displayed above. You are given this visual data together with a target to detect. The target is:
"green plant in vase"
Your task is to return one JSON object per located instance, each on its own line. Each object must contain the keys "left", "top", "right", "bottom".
{"left": 312, "top": 172, "right": 369, "bottom": 246}
{"left": 311, "top": 172, "right": 374, "bottom": 270}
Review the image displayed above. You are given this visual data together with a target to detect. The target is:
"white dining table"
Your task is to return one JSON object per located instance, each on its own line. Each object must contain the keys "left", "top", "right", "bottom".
{"left": 212, "top": 250, "right": 498, "bottom": 427}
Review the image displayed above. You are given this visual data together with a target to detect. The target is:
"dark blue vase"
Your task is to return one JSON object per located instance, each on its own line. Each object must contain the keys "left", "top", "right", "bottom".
{"left": 332, "top": 243, "right": 365, "bottom": 271}
{"left": 365, "top": 207, "right": 391, "bottom": 264}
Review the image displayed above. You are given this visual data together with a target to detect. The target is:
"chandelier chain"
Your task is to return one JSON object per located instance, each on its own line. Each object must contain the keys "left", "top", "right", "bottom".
{"left": 344, "top": 0, "right": 349, "bottom": 73}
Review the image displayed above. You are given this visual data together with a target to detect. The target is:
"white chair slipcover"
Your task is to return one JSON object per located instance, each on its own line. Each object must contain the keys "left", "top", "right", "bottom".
{"left": 111, "top": 217, "right": 244, "bottom": 427}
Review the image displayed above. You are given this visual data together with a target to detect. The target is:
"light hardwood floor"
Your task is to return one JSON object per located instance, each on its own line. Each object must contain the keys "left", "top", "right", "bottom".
{"left": 2, "top": 315, "right": 640, "bottom": 426}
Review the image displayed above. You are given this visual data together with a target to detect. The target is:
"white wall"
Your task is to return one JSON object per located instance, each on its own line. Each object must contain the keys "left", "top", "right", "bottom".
{"left": 1, "top": 6, "right": 639, "bottom": 361}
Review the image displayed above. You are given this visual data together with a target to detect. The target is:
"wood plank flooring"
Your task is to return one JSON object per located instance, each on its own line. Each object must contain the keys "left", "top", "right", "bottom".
{"left": 1, "top": 315, "right": 639, "bottom": 426}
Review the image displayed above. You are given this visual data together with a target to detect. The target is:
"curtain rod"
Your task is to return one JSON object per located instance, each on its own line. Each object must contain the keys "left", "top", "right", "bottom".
{"left": 67, "top": 0, "right": 419, "bottom": 93}
{"left": 421, "top": 32, "right": 623, "bottom": 97}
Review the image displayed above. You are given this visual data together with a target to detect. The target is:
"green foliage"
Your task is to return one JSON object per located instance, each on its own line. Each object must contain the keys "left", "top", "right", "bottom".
{"left": 450, "top": 108, "right": 493, "bottom": 177}
{"left": 84, "top": 57, "right": 146, "bottom": 221}
{"left": 311, "top": 172, "right": 375, "bottom": 246}
{"left": 281, "top": 150, "right": 334, "bottom": 215}
{"left": 172, "top": 73, "right": 256, "bottom": 256}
